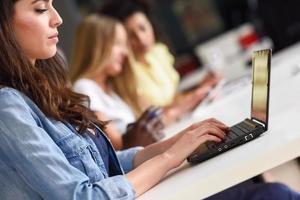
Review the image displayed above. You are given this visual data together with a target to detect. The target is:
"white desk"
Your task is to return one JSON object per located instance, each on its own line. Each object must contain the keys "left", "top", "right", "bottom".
{"left": 137, "top": 43, "right": 300, "bottom": 200}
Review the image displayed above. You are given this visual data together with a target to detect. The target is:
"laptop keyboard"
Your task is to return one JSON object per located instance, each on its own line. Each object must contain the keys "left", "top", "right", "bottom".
{"left": 206, "top": 120, "right": 257, "bottom": 149}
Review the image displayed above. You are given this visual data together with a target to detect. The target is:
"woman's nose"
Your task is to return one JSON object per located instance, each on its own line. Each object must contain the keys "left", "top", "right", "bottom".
{"left": 50, "top": 7, "right": 63, "bottom": 28}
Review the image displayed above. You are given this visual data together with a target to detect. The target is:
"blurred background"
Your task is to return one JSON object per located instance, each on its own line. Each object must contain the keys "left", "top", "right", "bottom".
{"left": 54, "top": 0, "right": 300, "bottom": 78}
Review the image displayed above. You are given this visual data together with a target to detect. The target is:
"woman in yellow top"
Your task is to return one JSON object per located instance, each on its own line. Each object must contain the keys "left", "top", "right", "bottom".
{"left": 130, "top": 42, "right": 179, "bottom": 108}
{"left": 100, "top": 1, "right": 220, "bottom": 124}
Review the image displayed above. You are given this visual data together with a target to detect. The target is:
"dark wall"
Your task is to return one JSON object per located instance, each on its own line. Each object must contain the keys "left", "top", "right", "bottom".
{"left": 257, "top": 0, "right": 300, "bottom": 51}
{"left": 53, "top": 0, "right": 81, "bottom": 60}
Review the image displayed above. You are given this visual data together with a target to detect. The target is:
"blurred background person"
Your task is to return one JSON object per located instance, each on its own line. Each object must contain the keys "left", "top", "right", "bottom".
{"left": 70, "top": 15, "right": 164, "bottom": 150}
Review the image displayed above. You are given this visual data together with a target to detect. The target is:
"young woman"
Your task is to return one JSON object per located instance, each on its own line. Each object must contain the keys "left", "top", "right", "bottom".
{"left": 70, "top": 14, "right": 164, "bottom": 150}
{"left": 0, "top": 0, "right": 299, "bottom": 199}
{"left": 99, "top": 1, "right": 221, "bottom": 124}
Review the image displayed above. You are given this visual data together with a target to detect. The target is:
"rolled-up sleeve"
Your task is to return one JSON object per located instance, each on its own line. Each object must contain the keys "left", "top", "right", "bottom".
{"left": 116, "top": 147, "right": 144, "bottom": 173}
{"left": 0, "top": 89, "right": 136, "bottom": 200}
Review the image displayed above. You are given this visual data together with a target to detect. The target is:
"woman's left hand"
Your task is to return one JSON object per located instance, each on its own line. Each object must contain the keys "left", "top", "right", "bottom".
{"left": 123, "top": 106, "right": 165, "bottom": 148}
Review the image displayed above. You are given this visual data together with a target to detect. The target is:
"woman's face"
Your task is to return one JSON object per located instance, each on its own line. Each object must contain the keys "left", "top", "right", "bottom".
{"left": 13, "top": 0, "right": 62, "bottom": 64}
{"left": 105, "top": 23, "right": 128, "bottom": 77}
{"left": 124, "top": 12, "right": 155, "bottom": 58}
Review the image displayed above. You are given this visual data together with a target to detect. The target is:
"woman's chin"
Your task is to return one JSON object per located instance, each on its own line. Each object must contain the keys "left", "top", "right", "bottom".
{"left": 37, "top": 49, "right": 58, "bottom": 60}
{"left": 134, "top": 47, "right": 150, "bottom": 58}
{"left": 110, "top": 70, "right": 122, "bottom": 77}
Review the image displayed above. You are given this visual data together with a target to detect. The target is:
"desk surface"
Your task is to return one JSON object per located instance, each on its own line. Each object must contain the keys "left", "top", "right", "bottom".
{"left": 137, "top": 43, "right": 300, "bottom": 200}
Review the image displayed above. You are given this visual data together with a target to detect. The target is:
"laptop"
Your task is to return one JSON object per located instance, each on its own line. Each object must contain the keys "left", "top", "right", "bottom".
{"left": 187, "top": 49, "right": 272, "bottom": 163}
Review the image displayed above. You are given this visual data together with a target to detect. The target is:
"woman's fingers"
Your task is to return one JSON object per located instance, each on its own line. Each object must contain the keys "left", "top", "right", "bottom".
{"left": 136, "top": 107, "right": 153, "bottom": 122}
{"left": 196, "top": 124, "right": 227, "bottom": 140}
{"left": 195, "top": 85, "right": 211, "bottom": 97}
{"left": 208, "top": 126, "right": 227, "bottom": 139}
{"left": 148, "top": 116, "right": 164, "bottom": 130}
{"left": 200, "top": 134, "right": 222, "bottom": 143}
{"left": 144, "top": 117, "right": 165, "bottom": 141}
{"left": 141, "top": 106, "right": 163, "bottom": 121}
{"left": 209, "top": 121, "right": 229, "bottom": 133}
{"left": 165, "top": 119, "right": 229, "bottom": 168}
{"left": 137, "top": 106, "right": 157, "bottom": 123}
{"left": 203, "top": 118, "right": 228, "bottom": 129}
{"left": 190, "top": 118, "right": 229, "bottom": 132}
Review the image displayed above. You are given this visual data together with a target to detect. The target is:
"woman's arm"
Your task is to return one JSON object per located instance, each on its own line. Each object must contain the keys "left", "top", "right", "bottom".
{"left": 162, "top": 86, "right": 211, "bottom": 125}
{"left": 162, "top": 72, "right": 223, "bottom": 125}
{"left": 132, "top": 118, "right": 228, "bottom": 167}
{"left": 130, "top": 127, "right": 183, "bottom": 168}
{"left": 127, "top": 118, "right": 228, "bottom": 197}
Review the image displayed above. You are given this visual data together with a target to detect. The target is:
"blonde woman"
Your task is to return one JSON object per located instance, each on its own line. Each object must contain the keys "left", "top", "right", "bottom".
{"left": 70, "top": 15, "right": 164, "bottom": 150}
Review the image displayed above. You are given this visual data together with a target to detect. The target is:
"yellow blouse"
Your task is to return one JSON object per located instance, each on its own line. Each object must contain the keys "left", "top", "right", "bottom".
{"left": 131, "top": 43, "right": 179, "bottom": 108}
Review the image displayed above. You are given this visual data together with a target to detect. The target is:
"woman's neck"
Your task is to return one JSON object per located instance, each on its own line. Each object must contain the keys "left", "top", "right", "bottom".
{"left": 90, "top": 74, "right": 111, "bottom": 94}
{"left": 135, "top": 53, "right": 149, "bottom": 66}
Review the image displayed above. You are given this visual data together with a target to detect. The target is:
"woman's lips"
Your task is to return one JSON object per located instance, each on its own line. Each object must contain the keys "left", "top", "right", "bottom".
{"left": 48, "top": 33, "right": 59, "bottom": 43}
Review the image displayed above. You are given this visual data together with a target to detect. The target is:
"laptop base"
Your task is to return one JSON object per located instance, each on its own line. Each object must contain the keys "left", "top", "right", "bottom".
{"left": 187, "top": 118, "right": 265, "bottom": 164}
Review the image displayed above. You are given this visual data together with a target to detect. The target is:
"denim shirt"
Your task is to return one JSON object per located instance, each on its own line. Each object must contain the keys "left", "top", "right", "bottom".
{"left": 0, "top": 87, "right": 142, "bottom": 200}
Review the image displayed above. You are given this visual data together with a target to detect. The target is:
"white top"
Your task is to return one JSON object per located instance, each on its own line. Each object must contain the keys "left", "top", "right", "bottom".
{"left": 73, "top": 78, "right": 135, "bottom": 134}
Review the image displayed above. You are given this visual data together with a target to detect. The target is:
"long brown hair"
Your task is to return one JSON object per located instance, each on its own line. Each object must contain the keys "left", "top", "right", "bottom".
{"left": 0, "top": 0, "right": 105, "bottom": 133}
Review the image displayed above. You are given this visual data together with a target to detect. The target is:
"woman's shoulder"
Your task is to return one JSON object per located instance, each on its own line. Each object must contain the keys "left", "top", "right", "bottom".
{"left": 0, "top": 87, "right": 49, "bottom": 127}
{"left": 0, "top": 86, "right": 25, "bottom": 100}
{"left": 0, "top": 87, "right": 34, "bottom": 114}
{"left": 72, "top": 79, "right": 107, "bottom": 108}
{"left": 73, "top": 78, "right": 102, "bottom": 92}
{"left": 73, "top": 78, "right": 96, "bottom": 87}
{"left": 73, "top": 79, "right": 106, "bottom": 98}
{"left": 151, "top": 43, "right": 174, "bottom": 60}
{"left": 152, "top": 43, "right": 170, "bottom": 54}
{"left": 150, "top": 43, "right": 175, "bottom": 68}
{"left": 0, "top": 86, "right": 34, "bottom": 107}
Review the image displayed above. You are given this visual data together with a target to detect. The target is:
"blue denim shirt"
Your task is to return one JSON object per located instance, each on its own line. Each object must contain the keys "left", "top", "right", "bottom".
{"left": 0, "top": 87, "right": 141, "bottom": 200}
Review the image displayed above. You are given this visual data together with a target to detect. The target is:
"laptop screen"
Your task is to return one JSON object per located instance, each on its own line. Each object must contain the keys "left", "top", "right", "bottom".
{"left": 251, "top": 49, "right": 271, "bottom": 127}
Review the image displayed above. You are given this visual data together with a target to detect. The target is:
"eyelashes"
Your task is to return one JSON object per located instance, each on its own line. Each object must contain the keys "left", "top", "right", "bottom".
{"left": 34, "top": 9, "right": 48, "bottom": 14}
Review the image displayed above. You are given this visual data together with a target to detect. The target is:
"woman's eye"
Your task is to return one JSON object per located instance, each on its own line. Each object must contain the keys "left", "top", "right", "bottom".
{"left": 35, "top": 8, "right": 48, "bottom": 14}
{"left": 138, "top": 25, "right": 146, "bottom": 32}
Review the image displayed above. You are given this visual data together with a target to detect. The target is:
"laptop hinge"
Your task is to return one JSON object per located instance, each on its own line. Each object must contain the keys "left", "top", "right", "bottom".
{"left": 251, "top": 118, "right": 265, "bottom": 127}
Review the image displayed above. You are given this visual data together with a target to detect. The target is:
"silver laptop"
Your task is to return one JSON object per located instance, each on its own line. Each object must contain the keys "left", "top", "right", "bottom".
{"left": 187, "top": 49, "right": 272, "bottom": 163}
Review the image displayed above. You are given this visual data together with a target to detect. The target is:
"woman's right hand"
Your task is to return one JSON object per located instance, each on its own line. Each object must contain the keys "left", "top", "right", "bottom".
{"left": 126, "top": 118, "right": 228, "bottom": 197}
{"left": 164, "top": 118, "right": 229, "bottom": 169}
{"left": 179, "top": 72, "right": 223, "bottom": 113}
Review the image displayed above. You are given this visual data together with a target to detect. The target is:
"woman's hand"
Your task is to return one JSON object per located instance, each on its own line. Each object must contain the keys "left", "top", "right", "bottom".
{"left": 163, "top": 118, "right": 229, "bottom": 168}
{"left": 183, "top": 85, "right": 212, "bottom": 109}
{"left": 127, "top": 118, "right": 228, "bottom": 197}
{"left": 162, "top": 72, "right": 224, "bottom": 125}
{"left": 199, "top": 71, "right": 223, "bottom": 88}
{"left": 162, "top": 86, "right": 211, "bottom": 125}
{"left": 183, "top": 72, "right": 223, "bottom": 111}
{"left": 123, "top": 106, "right": 165, "bottom": 148}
